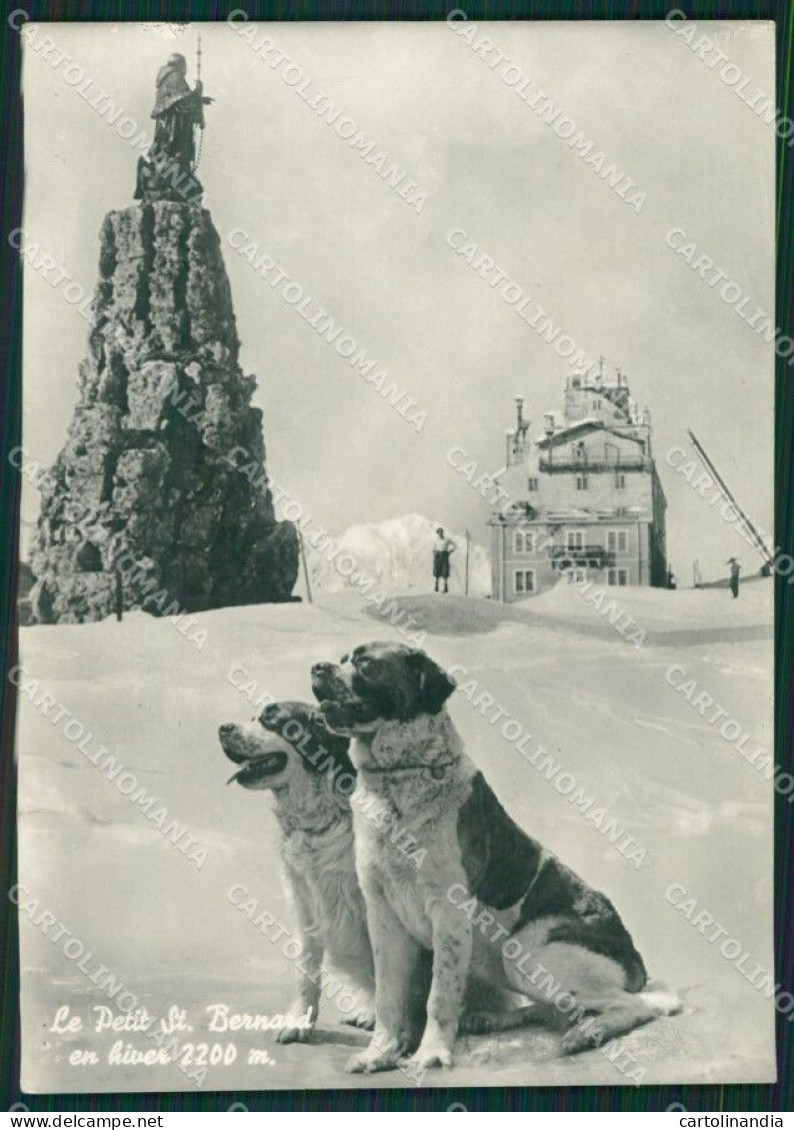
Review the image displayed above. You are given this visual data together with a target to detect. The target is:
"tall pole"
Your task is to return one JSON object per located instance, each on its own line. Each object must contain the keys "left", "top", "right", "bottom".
{"left": 465, "top": 529, "right": 470, "bottom": 596}
{"left": 114, "top": 566, "right": 123, "bottom": 621}
{"left": 298, "top": 527, "right": 313, "bottom": 604}
{"left": 109, "top": 545, "right": 123, "bottom": 621}
{"left": 688, "top": 430, "right": 772, "bottom": 566}
{"left": 192, "top": 28, "right": 204, "bottom": 172}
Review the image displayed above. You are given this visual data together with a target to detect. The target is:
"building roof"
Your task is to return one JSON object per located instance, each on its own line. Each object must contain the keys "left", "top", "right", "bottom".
{"left": 536, "top": 419, "right": 645, "bottom": 450}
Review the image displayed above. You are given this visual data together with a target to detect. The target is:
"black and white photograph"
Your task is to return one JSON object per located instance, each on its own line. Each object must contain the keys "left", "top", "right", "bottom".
{"left": 8, "top": 12, "right": 783, "bottom": 1100}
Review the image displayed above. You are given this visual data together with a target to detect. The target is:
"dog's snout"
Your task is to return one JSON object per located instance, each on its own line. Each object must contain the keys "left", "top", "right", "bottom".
{"left": 312, "top": 662, "right": 334, "bottom": 675}
{"left": 219, "top": 722, "right": 235, "bottom": 736}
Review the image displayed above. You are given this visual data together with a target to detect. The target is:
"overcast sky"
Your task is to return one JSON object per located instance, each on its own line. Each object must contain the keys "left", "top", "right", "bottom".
{"left": 21, "top": 19, "right": 775, "bottom": 583}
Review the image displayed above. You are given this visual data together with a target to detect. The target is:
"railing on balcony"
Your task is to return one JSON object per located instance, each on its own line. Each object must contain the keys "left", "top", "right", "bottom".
{"left": 549, "top": 545, "right": 616, "bottom": 570}
{"left": 538, "top": 455, "right": 650, "bottom": 473}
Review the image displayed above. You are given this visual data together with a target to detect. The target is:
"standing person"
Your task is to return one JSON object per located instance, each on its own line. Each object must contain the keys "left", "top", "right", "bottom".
{"left": 727, "top": 557, "right": 741, "bottom": 599}
{"left": 433, "top": 527, "right": 456, "bottom": 594}
{"left": 135, "top": 52, "right": 213, "bottom": 202}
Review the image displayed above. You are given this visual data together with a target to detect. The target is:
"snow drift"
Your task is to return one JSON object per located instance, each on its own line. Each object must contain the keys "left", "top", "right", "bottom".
{"left": 304, "top": 514, "right": 491, "bottom": 598}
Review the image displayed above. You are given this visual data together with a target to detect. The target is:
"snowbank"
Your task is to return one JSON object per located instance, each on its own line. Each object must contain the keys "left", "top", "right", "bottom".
{"left": 304, "top": 514, "right": 491, "bottom": 598}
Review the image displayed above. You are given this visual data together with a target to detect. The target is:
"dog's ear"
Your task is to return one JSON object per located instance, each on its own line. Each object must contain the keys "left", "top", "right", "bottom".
{"left": 312, "top": 714, "right": 352, "bottom": 759}
{"left": 259, "top": 702, "right": 289, "bottom": 729}
{"left": 310, "top": 712, "right": 356, "bottom": 782}
{"left": 408, "top": 650, "right": 456, "bottom": 715}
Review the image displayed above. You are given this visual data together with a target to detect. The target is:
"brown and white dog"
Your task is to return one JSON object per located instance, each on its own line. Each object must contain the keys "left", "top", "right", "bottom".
{"left": 219, "top": 699, "right": 523, "bottom": 1052}
{"left": 219, "top": 702, "right": 376, "bottom": 1043}
{"left": 312, "top": 642, "right": 681, "bottom": 1075}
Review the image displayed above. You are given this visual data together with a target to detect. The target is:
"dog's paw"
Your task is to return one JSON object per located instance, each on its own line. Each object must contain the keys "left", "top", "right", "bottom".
{"left": 341, "top": 1003, "right": 376, "bottom": 1031}
{"left": 560, "top": 1022, "right": 603, "bottom": 1055}
{"left": 345, "top": 1045, "right": 401, "bottom": 1074}
{"left": 275, "top": 1004, "right": 315, "bottom": 1044}
{"left": 407, "top": 1036, "right": 454, "bottom": 1071}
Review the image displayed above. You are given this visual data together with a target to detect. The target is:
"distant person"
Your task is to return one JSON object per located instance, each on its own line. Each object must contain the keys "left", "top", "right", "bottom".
{"left": 727, "top": 557, "right": 741, "bottom": 599}
{"left": 667, "top": 568, "right": 677, "bottom": 590}
{"left": 433, "top": 527, "right": 456, "bottom": 594}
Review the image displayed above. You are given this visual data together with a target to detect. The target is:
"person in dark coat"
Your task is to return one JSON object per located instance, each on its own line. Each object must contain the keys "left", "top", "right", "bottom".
{"left": 433, "top": 527, "right": 455, "bottom": 594}
{"left": 727, "top": 557, "right": 741, "bottom": 599}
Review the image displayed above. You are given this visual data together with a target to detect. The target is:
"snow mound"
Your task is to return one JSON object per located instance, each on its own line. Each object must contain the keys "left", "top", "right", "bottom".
{"left": 526, "top": 577, "right": 773, "bottom": 633}
{"left": 305, "top": 514, "right": 491, "bottom": 597}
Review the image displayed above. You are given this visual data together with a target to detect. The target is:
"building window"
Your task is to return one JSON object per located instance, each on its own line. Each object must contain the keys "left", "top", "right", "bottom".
{"left": 608, "top": 568, "right": 628, "bottom": 586}
{"left": 514, "top": 569, "right": 536, "bottom": 595}
{"left": 513, "top": 529, "right": 535, "bottom": 554}
{"left": 615, "top": 472, "right": 626, "bottom": 489}
{"left": 566, "top": 568, "right": 587, "bottom": 584}
{"left": 566, "top": 531, "right": 584, "bottom": 550}
{"left": 527, "top": 477, "right": 539, "bottom": 492}
{"left": 576, "top": 474, "right": 588, "bottom": 491}
{"left": 607, "top": 530, "right": 628, "bottom": 554}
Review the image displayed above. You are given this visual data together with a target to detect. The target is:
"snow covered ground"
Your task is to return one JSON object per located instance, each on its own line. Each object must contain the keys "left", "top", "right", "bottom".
{"left": 16, "top": 580, "right": 775, "bottom": 1092}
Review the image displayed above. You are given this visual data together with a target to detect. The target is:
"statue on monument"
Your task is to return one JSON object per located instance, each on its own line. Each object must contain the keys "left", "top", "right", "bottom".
{"left": 135, "top": 52, "right": 213, "bottom": 205}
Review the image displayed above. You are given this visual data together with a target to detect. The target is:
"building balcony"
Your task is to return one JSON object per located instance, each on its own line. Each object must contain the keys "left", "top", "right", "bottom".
{"left": 549, "top": 545, "right": 616, "bottom": 569}
{"left": 538, "top": 456, "right": 651, "bottom": 473}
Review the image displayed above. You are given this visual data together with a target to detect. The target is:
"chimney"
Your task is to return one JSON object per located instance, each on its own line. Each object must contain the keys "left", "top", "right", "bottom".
{"left": 515, "top": 396, "right": 525, "bottom": 437}
{"left": 507, "top": 395, "right": 530, "bottom": 464}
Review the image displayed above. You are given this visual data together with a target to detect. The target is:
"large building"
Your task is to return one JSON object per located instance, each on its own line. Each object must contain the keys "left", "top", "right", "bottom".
{"left": 489, "top": 371, "right": 667, "bottom": 602}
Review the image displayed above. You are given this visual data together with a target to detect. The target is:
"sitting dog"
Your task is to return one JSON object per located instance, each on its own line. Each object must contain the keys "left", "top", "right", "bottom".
{"left": 219, "top": 699, "right": 525, "bottom": 1051}
{"left": 219, "top": 701, "right": 376, "bottom": 1043}
{"left": 311, "top": 642, "right": 681, "bottom": 1074}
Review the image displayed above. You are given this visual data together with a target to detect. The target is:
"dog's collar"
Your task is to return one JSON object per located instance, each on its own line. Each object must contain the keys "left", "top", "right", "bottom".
{"left": 282, "top": 810, "right": 348, "bottom": 840}
{"left": 357, "top": 758, "right": 458, "bottom": 781}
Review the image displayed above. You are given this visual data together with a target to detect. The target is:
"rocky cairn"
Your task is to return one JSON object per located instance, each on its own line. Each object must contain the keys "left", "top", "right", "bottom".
{"left": 29, "top": 202, "right": 298, "bottom": 623}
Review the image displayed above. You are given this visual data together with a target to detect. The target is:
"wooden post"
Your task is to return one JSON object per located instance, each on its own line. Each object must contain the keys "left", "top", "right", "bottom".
{"left": 114, "top": 566, "right": 123, "bottom": 621}
{"left": 500, "top": 523, "right": 506, "bottom": 603}
{"left": 298, "top": 527, "right": 313, "bottom": 604}
{"left": 465, "top": 529, "right": 470, "bottom": 596}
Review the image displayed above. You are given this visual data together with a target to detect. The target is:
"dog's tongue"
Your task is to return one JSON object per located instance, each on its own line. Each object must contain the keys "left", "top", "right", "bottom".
{"left": 226, "top": 750, "right": 287, "bottom": 785}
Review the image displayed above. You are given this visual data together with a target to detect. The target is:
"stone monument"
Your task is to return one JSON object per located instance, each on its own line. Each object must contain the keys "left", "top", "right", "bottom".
{"left": 29, "top": 53, "right": 299, "bottom": 623}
